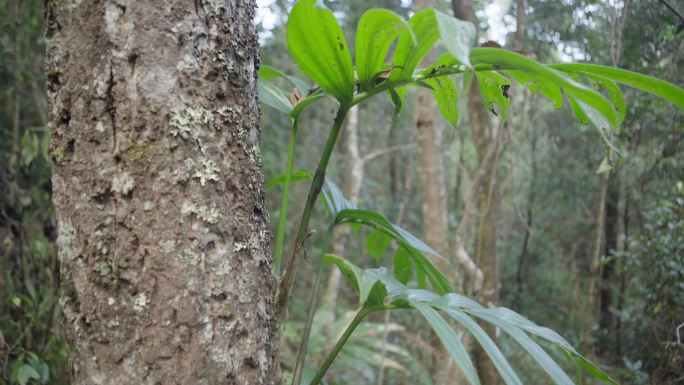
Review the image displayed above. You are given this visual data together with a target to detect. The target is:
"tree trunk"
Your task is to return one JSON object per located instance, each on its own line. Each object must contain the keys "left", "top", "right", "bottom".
{"left": 415, "top": 89, "right": 450, "bottom": 265}
{"left": 412, "top": 0, "right": 460, "bottom": 382}
{"left": 597, "top": 0, "right": 630, "bottom": 356}
{"left": 46, "top": 1, "right": 277, "bottom": 384}
{"left": 587, "top": 171, "right": 608, "bottom": 344}
{"left": 452, "top": 2, "right": 501, "bottom": 384}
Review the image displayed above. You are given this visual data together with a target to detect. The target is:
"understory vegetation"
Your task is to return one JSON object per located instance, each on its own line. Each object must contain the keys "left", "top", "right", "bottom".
{"left": 1, "top": 0, "right": 682, "bottom": 384}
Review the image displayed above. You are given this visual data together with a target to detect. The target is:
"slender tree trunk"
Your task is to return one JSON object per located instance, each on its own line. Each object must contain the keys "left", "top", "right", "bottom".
{"left": 514, "top": 129, "right": 535, "bottom": 310}
{"left": 587, "top": 171, "right": 608, "bottom": 344}
{"left": 599, "top": 176, "right": 619, "bottom": 350}
{"left": 597, "top": 0, "right": 630, "bottom": 355}
{"left": 413, "top": 0, "right": 461, "bottom": 382}
{"left": 452, "top": 1, "right": 501, "bottom": 383}
{"left": 46, "top": 1, "right": 277, "bottom": 384}
{"left": 415, "top": 74, "right": 464, "bottom": 385}
{"left": 615, "top": 171, "right": 629, "bottom": 356}
{"left": 512, "top": 0, "right": 532, "bottom": 311}
{"left": 415, "top": 86, "right": 450, "bottom": 265}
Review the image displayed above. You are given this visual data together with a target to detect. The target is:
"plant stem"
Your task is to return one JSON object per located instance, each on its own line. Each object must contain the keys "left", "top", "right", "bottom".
{"left": 351, "top": 62, "right": 502, "bottom": 107}
{"left": 276, "top": 104, "right": 350, "bottom": 319}
{"left": 274, "top": 119, "right": 298, "bottom": 273}
{"left": 291, "top": 250, "right": 328, "bottom": 385}
{"left": 308, "top": 307, "right": 372, "bottom": 385}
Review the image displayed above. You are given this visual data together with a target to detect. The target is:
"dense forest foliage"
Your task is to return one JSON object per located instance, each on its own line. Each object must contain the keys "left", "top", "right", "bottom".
{"left": 1, "top": 0, "right": 682, "bottom": 384}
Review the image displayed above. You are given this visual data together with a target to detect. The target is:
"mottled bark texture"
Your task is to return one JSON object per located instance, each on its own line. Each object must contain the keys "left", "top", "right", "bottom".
{"left": 46, "top": 1, "right": 276, "bottom": 384}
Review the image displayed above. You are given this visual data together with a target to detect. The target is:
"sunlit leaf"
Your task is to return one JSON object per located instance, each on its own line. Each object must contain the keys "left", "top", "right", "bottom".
{"left": 356, "top": 9, "right": 413, "bottom": 91}
{"left": 287, "top": 0, "right": 355, "bottom": 102}
{"left": 392, "top": 9, "right": 440, "bottom": 80}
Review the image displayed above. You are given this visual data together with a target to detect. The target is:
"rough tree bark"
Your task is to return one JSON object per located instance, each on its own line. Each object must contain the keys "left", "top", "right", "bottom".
{"left": 46, "top": 1, "right": 276, "bottom": 384}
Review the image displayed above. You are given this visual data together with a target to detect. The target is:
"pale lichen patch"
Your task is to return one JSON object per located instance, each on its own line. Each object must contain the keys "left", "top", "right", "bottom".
{"left": 216, "top": 260, "right": 231, "bottom": 276}
{"left": 170, "top": 106, "right": 213, "bottom": 140}
{"left": 193, "top": 158, "right": 220, "bottom": 186}
{"left": 178, "top": 249, "right": 200, "bottom": 266}
{"left": 133, "top": 293, "right": 148, "bottom": 312}
{"left": 159, "top": 239, "right": 176, "bottom": 255}
{"left": 195, "top": 205, "right": 219, "bottom": 224}
{"left": 112, "top": 171, "right": 135, "bottom": 196}
{"left": 56, "top": 217, "right": 78, "bottom": 262}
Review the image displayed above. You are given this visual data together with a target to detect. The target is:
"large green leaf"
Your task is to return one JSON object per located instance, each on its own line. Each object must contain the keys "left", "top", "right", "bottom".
{"left": 477, "top": 71, "right": 511, "bottom": 120}
{"left": 550, "top": 63, "right": 684, "bottom": 110}
{"left": 412, "top": 302, "right": 480, "bottom": 385}
{"left": 470, "top": 48, "right": 620, "bottom": 131}
{"left": 258, "top": 67, "right": 326, "bottom": 118}
{"left": 426, "top": 76, "right": 460, "bottom": 127}
{"left": 287, "top": 0, "right": 355, "bottom": 103}
{"left": 327, "top": 256, "right": 618, "bottom": 385}
{"left": 473, "top": 309, "right": 574, "bottom": 385}
{"left": 333, "top": 208, "right": 453, "bottom": 294}
{"left": 324, "top": 256, "right": 616, "bottom": 385}
{"left": 433, "top": 10, "right": 476, "bottom": 67}
{"left": 506, "top": 69, "right": 563, "bottom": 109}
{"left": 323, "top": 254, "right": 387, "bottom": 307}
{"left": 322, "top": 178, "right": 355, "bottom": 219}
{"left": 356, "top": 9, "right": 413, "bottom": 91}
{"left": 439, "top": 306, "right": 523, "bottom": 385}
{"left": 260, "top": 64, "right": 310, "bottom": 94}
{"left": 258, "top": 79, "right": 293, "bottom": 115}
{"left": 393, "top": 247, "right": 413, "bottom": 284}
{"left": 391, "top": 8, "right": 441, "bottom": 80}
{"left": 366, "top": 228, "right": 392, "bottom": 263}
{"left": 585, "top": 74, "right": 627, "bottom": 125}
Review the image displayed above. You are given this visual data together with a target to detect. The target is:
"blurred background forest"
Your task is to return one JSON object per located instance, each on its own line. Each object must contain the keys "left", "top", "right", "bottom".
{"left": 1, "top": 0, "right": 682, "bottom": 384}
